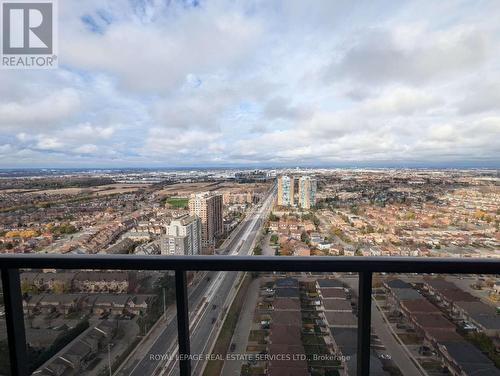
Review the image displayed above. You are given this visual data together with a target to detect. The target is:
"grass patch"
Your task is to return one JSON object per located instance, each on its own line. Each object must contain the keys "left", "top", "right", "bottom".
{"left": 253, "top": 245, "right": 262, "bottom": 255}
{"left": 164, "top": 197, "right": 189, "bottom": 208}
{"left": 248, "top": 330, "right": 267, "bottom": 344}
{"left": 467, "top": 332, "right": 500, "bottom": 368}
{"left": 302, "top": 333, "right": 325, "bottom": 346}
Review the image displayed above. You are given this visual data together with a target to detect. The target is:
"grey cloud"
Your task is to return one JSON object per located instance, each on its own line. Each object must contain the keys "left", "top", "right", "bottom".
{"left": 61, "top": 1, "right": 264, "bottom": 93}
{"left": 331, "top": 27, "right": 489, "bottom": 86}
{"left": 0, "top": 89, "right": 81, "bottom": 129}
{"left": 457, "top": 82, "right": 500, "bottom": 114}
{"left": 262, "top": 97, "right": 312, "bottom": 121}
{"left": 1, "top": 0, "right": 500, "bottom": 167}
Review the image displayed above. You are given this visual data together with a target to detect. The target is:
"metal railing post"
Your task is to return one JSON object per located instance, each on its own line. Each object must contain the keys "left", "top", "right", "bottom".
{"left": 1, "top": 268, "right": 28, "bottom": 376}
{"left": 357, "top": 271, "right": 372, "bottom": 376}
{"left": 175, "top": 270, "right": 191, "bottom": 376}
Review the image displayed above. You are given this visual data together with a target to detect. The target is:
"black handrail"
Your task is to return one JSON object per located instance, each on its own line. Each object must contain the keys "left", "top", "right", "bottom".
{"left": 1, "top": 255, "right": 499, "bottom": 376}
{"left": 1, "top": 254, "right": 499, "bottom": 272}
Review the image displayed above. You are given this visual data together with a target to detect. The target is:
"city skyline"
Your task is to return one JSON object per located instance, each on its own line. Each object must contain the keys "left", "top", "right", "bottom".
{"left": 0, "top": 165, "right": 498, "bottom": 376}
{"left": 1, "top": 1, "right": 500, "bottom": 168}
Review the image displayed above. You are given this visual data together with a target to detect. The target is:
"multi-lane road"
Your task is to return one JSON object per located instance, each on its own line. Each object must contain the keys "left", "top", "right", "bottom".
{"left": 117, "top": 186, "right": 276, "bottom": 376}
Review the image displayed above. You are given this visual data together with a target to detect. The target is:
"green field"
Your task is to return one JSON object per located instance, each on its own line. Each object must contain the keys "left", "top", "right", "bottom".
{"left": 164, "top": 197, "right": 189, "bottom": 208}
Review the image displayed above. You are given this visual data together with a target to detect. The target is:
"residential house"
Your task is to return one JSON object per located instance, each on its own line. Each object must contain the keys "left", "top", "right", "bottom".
{"left": 92, "top": 294, "right": 132, "bottom": 315}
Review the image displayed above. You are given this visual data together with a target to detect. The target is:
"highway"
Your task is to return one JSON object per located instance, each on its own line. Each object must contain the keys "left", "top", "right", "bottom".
{"left": 117, "top": 186, "right": 276, "bottom": 376}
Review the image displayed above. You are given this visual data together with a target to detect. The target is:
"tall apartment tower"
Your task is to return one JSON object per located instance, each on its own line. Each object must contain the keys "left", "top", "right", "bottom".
{"left": 298, "top": 176, "right": 317, "bottom": 209}
{"left": 161, "top": 215, "right": 201, "bottom": 256}
{"left": 189, "top": 192, "right": 223, "bottom": 253}
{"left": 277, "top": 175, "right": 294, "bottom": 207}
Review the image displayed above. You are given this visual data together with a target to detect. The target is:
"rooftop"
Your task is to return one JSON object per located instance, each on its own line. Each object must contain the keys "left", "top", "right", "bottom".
{"left": 400, "top": 299, "right": 441, "bottom": 314}
{"left": 317, "top": 279, "right": 344, "bottom": 288}
{"left": 385, "top": 279, "right": 412, "bottom": 289}
{"left": 440, "top": 342, "right": 500, "bottom": 376}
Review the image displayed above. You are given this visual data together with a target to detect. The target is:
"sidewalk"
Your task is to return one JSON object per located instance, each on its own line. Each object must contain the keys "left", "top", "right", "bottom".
{"left": 221, "top": 277, "right": 261, "bottom": 376}
{"left": 262, "top": 233, "right": 275, "bottom": 256}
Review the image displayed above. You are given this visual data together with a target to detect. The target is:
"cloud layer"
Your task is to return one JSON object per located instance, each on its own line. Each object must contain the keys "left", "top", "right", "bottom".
{"left": 0, "top": 0, "right": 499, "bottom": 167}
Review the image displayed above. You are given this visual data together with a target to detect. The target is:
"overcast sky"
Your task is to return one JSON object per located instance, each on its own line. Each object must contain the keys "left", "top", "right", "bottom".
{"left": 1, "top": 0, "right": 499, "bottom": 168}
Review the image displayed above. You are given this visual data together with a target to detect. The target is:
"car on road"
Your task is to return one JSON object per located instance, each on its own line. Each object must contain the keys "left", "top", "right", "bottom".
{"left": 379, "top": 354, "right": 392, "bottom": 360}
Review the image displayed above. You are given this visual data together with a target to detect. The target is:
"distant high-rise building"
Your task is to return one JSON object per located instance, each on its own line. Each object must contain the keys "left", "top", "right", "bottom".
{"left": 277, "top": 175, "right": 294, "bottom": 206}
{"left": 189, "top": 192, "right": 223, "bottom": 253}
{"left": 298, "top": 176, "right": 317, "bottom": 209}
{"left": 161, "top": 215, "right": 201, "bottom": 256}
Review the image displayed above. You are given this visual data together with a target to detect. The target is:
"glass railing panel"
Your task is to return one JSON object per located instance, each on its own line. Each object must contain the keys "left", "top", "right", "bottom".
{"left": 199, "top": 271, "right": 359, "bottom": 376}
{"left": 372, "top": 272, "right": 500, "bottom": 375}
{"left": 0, "top": 270, "right": 11, "bottom": 375}
{"left": 19, "top": 268, "right": 177, "bottom": 376}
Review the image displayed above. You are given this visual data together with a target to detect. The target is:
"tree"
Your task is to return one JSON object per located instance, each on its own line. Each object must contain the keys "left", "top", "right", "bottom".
{"left": 330, "top": 227, "right": 343, "bottom": 237}
{"left": 268, "top": 212, "right": 278, "bottom": 222}
{"left": 350, "top": 205, "right": 360, "bottom": 215}
{"left": 312, "top": 215, "right": 320, "bottom": 227}
{"left": 405, "top": 211, "right": 416, "bottom": 220}
{"left": 301, "top": 231, "right": 310, "bottom": 244}
{"left": 21, "top": 280, "right": 35, "bottom": 294}
{"left": 281, "top": 242, "right": 293, "bottom": 256}
{"left": 363, "top": 225, "right": 374, "bottom": 234}
{"left": 253, "top": 245, "right": 262, "bottom": 255}
{"left": 301, "top": 213, "right": 313, "bottom": 221}
{"left": 467, "top": 332, "right": 500, "bottom": 368}
{"left": 48, "top": 223, "right": 77, "bottom": 236}
{"left": 52, "top": 280, "right": 68, "bottom": 294}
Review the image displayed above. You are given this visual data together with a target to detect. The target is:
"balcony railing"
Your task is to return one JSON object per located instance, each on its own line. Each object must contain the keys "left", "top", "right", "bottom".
{"left": 1, "top": 254, "right": 499, "bottom": 376}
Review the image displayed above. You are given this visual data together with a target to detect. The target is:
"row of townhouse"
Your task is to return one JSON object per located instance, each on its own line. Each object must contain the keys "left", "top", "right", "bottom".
{"left": 423, "top": 278, "right": 500, "bottom": 337}
{"left": 384, "top": 279, "right": 500, "bottom": 376}
{"left": 268, "top": 278, "right": 308, "bottom": 376}
{"left": 21, "top": 270, "right": 136, "bottom": 294}
{"left": 23, "top": 293, "right": 156, "bottom": 317}
{"left": 317, "top": 279, "right": 388, "bottom": 376}
{"left": 269, "top": 219, "right": 316, "bottom": 234}
{"left": 34, "top": 320, "right": 117, "bottom": 376}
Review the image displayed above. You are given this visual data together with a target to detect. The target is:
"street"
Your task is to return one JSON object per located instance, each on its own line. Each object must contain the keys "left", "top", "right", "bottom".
{"left": 117, "top": 186, "right": 276, "bottom": 376}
